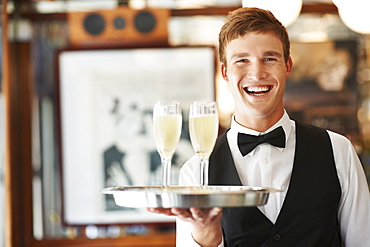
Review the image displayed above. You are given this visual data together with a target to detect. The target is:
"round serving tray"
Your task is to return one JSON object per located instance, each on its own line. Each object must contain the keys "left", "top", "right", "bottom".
{"left": 101, "top": 185, "right": 281, "bottom": 208}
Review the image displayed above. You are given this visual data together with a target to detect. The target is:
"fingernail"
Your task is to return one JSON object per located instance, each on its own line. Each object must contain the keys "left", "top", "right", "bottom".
{"left": 213, "top": 207, "right": 222, "bottom": 213}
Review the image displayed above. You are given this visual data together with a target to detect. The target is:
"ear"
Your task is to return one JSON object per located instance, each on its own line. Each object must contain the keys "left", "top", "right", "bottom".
{"left": 221, "top": 63, "right": 229, "bottom": 82}
{"left": 285, "top": 56, "right": 293, "bottom": 79}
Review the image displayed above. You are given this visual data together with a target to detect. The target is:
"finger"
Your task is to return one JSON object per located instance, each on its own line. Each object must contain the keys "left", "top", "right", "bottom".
{"left": 189, "top": 207, "right": 205, "bottom": 221}
{"left": 171, "top": 208, "right": 191, "bottom": 217}
{"left": 210, "top": 207, "right": 222, "bottom": 217}
{"left": 171, "top": 208, "right": 193, "bottom": 222}
{"left": 188, "top": 207, "right": 222, "bottom": 225}
{"left": 146, "top": 208, "right": 174, "bottom": 216}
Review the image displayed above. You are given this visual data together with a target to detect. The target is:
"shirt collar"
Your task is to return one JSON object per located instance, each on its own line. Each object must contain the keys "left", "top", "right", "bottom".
{"left": 230, "top": 110, "right": 292, "bottom": 155}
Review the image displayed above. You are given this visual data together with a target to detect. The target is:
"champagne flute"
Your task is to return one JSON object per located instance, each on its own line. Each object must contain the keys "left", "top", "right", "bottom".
{"left": 153, "top": 101, "right": 182, "bottom": 187}
{"left": 189, "top": 101, "right": 219, "bottom": 186}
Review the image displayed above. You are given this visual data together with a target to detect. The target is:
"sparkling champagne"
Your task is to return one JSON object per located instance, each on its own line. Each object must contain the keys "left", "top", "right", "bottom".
{"left": 154, "top": 115, "right": 182, "bottom": 158}
{"left": 189, "top": 114, "right": 218, "bottom": 158}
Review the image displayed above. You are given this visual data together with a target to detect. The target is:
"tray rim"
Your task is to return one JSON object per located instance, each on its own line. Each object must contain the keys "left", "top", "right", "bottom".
{"left": 101, "top": 185, "right": 282, "bottom": 208}
{"left": 101, "top": 185, "right": 282, "bottom": 195}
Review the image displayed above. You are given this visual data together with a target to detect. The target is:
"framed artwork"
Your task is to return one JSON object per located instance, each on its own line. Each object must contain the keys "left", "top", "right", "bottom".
{"left": 57, "top": 46, "right": 216, "bottom": 225}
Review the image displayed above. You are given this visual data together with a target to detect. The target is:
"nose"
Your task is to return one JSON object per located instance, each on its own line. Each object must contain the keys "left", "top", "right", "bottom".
{"left": 246, "top": 62, "right": 267, "bottom": 80}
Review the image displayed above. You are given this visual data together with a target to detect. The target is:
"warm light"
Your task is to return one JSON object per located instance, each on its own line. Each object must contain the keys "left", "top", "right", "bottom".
{"left": 35, "top": 1, "right": 117, "bottom": 13}
{"left": 333, "top": 0, "right": 370, "bottom": 34}
{"left": 242, "top": 0, "right": 302, "bottom": 27}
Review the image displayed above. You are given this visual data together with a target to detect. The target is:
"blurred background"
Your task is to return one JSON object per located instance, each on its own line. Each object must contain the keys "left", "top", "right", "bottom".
{"left": 1, "top": 0, "right": 370, "bottom": 246}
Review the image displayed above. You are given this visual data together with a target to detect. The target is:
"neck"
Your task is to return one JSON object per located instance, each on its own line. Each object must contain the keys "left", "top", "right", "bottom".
{"left": 234, "top": 111, "right": 284, "bottom": 132}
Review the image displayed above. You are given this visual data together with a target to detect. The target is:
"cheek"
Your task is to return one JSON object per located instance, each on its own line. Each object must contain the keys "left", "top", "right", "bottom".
{"left": 228, "top": 81, "right": 245, "bottom": 101}
{"left": 227, "top": 74, "right": 241, "bottom": 89}
{"left": 227, "top": 68, "right": 244, "bottom": 82}
{"left": 277, "top": 78, "right": 286, "bottom": 95}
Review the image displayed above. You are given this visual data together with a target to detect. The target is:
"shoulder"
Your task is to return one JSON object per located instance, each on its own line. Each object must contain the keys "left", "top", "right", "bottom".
{"left": 326, "top": 129, "right": 361, "bottom": 178}
{"left": 294, "top": 120, "right": 355, "bottom": 158}
{"left": 295, "top": 120, "right": 351, "bottom": 147}
{"left": 326, "top": 130, "right": 354, "bottom": 153}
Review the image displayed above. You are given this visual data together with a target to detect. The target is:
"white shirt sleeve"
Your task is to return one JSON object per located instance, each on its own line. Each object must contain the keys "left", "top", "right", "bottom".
{"left": 328, "top": 131, "right": 370, "bottom": 246}
{"left": 176, "top": 155, "right": 224, "bottom": 247}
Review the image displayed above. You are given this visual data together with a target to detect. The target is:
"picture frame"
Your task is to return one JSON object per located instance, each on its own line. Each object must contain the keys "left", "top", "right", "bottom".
{"left": 57, "top": 46, "right": 216, "bottom": 225}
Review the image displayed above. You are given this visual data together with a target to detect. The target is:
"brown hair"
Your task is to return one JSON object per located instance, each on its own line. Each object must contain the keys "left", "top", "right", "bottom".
{"left": 219, "top": 7, "right": 290, "bottom": 66}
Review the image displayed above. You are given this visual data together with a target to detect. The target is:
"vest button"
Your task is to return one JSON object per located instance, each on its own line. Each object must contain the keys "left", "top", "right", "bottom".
{"left": 273, "top": 233, "right": 281, "bottom": 241}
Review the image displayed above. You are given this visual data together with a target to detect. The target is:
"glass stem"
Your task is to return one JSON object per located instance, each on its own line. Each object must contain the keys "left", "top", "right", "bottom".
{"left": 161, "top": 156, "right": 172, "bottom": 187}
{"left": 200, "top": 157, "right": 209, "bottom": 187}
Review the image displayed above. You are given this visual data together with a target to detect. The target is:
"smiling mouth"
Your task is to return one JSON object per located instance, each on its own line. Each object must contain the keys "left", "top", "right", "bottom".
{"left": 244, "top": 86, "right": 272, "bottom": 96}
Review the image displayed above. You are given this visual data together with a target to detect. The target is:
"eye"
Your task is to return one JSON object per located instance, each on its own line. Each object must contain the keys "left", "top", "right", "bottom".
{"left": 264, "top": 57, "right": 277, "bottom": 62}
{"left": 236, "top": 59, "right": 248, "bottom": 63}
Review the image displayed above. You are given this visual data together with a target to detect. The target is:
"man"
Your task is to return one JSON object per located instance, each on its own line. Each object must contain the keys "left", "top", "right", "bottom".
{"left": 149, "top": 7, "right": 370, "bottom": 246}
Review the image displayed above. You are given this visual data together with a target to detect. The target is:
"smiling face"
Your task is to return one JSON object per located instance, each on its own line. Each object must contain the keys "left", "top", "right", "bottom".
{"left": 221, "top": 31, "right": 293, "bottom": 131}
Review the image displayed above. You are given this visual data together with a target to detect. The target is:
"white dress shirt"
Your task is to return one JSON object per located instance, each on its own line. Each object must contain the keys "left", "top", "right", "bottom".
{"left": 176, "top": 111, "right": 370, "bottom": 247}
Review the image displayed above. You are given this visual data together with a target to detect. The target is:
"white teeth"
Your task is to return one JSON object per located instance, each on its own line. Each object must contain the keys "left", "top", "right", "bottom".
{"left": 247, "top": 86, "right": 270, "bottom": 92}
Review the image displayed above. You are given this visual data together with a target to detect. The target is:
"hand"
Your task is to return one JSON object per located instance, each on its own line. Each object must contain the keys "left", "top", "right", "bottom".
{"left": 147, "top": 207, "right": 223, "bottom": 247}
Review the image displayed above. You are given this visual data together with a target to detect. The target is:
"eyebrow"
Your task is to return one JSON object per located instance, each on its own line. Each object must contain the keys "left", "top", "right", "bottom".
{"left": 264, "top": 51, "right": 282, "bottom": 57}
{"left": 230, "top": 53, "right": 249, "bottom": 60}
{"left": 230, "top": 51, "right": 283, "bottom": 60}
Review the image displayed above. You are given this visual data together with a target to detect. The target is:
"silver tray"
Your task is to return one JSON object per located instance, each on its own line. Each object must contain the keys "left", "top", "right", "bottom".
{"left": 102, "top": 185, "right": 281, "bottom": 208}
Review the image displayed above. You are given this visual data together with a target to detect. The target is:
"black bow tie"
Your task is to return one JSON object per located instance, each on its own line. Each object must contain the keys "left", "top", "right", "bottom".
{"left": 237, "top": 126, "right": 286, "bottom": 156}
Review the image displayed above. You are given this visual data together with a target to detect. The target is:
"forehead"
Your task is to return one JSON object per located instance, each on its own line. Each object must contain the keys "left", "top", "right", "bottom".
{"left": 226, "top": 31, "right": 284, "bottom": 58}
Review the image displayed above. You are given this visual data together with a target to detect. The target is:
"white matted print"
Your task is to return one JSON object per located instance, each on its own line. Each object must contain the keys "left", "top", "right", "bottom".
{"left": 58, "top": 46, "right": 215, "bottom": 225}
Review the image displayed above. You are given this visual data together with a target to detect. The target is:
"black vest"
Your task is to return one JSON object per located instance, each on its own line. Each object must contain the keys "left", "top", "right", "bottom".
{"left": 209, "top": 121, "right": 342, "bottom": 247}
